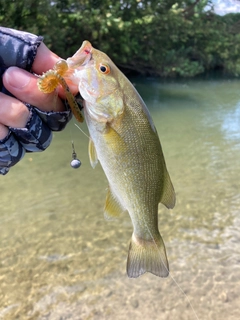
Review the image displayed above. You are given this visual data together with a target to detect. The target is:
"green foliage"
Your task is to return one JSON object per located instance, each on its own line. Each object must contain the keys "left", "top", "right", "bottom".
{"left": 1, "top": 0, "right": 240, "bottom": 77}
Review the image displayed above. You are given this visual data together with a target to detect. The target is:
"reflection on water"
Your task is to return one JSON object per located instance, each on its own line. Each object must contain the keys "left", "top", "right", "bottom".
{"left": 222, "top": 102, "right": 240, "bottom": 143}
{"left": 0, "top": 78, "right": 240, "bottom": 319}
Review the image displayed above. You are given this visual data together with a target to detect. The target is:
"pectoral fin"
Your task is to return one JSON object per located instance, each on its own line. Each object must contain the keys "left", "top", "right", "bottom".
{"left": 160, "top": 170, "right": 176, "bottom": 209}
{"left": 104, "top": 187, "right": 125, "bottom": 220}
{"left": 88, "top": 138, "right": 98, "bottom": 168}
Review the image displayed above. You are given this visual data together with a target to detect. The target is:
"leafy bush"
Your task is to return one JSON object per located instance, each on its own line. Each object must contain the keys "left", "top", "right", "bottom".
{"left": 1, "top": 0, "right": 240, "bottom": 77}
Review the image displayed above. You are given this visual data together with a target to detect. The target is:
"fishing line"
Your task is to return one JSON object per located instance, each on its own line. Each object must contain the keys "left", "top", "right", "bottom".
{"left": 70, "top": 122, "right": 91, "bottom": 167}
{"left": 74, "top": 123, "right": 90, "bottom": 139}
{"left": 56, "top": 90, "right": 82, "bottom": 169}
{"left": 138, "top": 211, "right": 200, "bottom": 320}
{"left": 70, "top": 140, "right": 81, "bottom": 168}
{"left": 37, "top": 62, "right": 84, "bottom": 169}
{"left": 69, "top": 122, "right": 90, "bottom": 168}
{"left": 67, "top": 49, "right": 199, "bottom": 317}
{"left": 74, "top": 121, "right": 199, "bottom": 319}
{"left": 64, "top": 117, "right": 81, "bottom": 168}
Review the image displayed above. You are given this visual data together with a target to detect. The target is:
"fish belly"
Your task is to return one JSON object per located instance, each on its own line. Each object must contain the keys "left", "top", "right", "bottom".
{"left": 85, "top": 109, "right": 170, "bottom": 278}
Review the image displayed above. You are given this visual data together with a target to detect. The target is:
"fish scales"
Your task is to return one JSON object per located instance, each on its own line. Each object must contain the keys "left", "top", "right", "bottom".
{"left": 65, "top": 41, "right": 176, "bottom": 278}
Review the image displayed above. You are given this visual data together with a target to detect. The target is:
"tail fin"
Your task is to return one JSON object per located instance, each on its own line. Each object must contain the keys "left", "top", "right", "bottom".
{"left": 127, "top": 233, "right": 169, "bottom": 278}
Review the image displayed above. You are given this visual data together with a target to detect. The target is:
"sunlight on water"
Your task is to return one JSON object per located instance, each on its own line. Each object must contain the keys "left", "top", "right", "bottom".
{"left": 0, "top": 78, "right": 240, "bottom": 319}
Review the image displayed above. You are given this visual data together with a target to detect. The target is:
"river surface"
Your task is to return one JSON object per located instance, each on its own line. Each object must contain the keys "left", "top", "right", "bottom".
{"left": 0, "top": 77, "right": 240, "bottom": 320}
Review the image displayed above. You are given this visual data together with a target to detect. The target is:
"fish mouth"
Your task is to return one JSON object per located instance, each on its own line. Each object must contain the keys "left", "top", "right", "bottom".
{"left": 66, "top": 40, "right": 93, "bottom": 68}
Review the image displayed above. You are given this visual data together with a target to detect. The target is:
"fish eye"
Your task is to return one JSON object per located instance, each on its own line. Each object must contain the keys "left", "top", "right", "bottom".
{"left": 99, "top": 64, "right": 110, "bottom": 74}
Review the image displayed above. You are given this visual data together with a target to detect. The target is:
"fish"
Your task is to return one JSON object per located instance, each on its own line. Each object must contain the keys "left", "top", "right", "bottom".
{"left": 65, "top": 41, "right": 176, "bottom": 278}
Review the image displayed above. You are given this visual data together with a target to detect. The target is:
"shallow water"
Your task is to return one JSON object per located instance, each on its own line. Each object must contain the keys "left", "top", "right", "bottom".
{"left": 0, "top": 77, "right": 240, "bottom": 319}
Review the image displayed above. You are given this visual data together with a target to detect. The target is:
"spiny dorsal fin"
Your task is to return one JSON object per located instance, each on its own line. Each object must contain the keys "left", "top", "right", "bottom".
{"left": 160, "top": 170, "right": 176, "bottom": 209}
{"left": 104, "top": 187, "right": 125, "bottom": 220}
{"left": 88, "top": 138, "right": 98, "bottom": 168}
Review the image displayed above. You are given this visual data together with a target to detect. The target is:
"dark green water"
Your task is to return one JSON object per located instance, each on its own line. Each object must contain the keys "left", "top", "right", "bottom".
{"left": 0, "top": 78, "right": 240, "bottom": 319}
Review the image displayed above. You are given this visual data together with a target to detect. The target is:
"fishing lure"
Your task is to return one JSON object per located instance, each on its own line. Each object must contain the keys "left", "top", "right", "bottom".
{"left": 70, "top": 141, "right": 81, "bottom": 169}
{"left": 38, "top": 60, "right": 83, "bottom": 168}
{"left": 37, "top": 60, "right": 84, "bottom": 123}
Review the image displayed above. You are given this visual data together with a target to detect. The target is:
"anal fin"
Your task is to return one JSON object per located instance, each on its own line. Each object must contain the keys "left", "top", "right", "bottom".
{"left": 104, "top": 187, "right": 125, "bottom": 220}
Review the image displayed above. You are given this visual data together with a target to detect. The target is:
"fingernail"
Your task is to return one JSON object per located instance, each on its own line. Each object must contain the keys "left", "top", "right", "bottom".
{"left": 4, "top": 67, "right": 31, "bottom": 89}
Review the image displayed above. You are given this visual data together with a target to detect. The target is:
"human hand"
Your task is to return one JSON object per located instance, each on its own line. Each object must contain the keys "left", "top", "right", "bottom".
{"left": 0, "top": 27, "right": 72, "bottom": 174}
{"left": 0, "top": 43, "right": 67, "bottom": 139}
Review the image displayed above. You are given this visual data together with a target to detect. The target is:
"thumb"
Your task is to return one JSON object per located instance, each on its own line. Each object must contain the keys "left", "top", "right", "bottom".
{"left": 3, "top": 67, "right": 65, "bottom": 112}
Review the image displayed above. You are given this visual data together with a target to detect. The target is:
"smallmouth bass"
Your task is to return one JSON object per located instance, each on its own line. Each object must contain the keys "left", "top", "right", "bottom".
{"left": 40, "top": 41, "right": 176, "bottom": 278}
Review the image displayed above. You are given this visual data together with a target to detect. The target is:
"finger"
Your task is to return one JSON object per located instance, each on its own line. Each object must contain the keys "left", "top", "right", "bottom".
{"left": 0, "top": 92, "right": 30, "bottom": 128}
{"left": 0, "top": 123, "right": 9, "bottom": 140}
{"left": 32, "top": 42, "right": 60, "bottom": 74}
{"left": 3, "top": 67, "right": 65, "bottom": 112}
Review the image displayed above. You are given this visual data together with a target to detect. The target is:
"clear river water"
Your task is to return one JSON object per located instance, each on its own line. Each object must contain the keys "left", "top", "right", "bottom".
{"left": 0, "top": 77, "right": 240, "bottom": 320}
